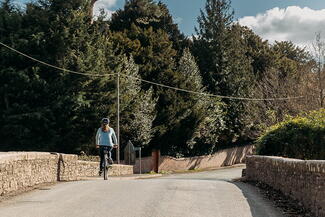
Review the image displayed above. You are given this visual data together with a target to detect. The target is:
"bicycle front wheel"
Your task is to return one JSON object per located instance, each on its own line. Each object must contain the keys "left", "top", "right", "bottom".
{"left": 103, "top": 155, "right": 108, "bottom": 180}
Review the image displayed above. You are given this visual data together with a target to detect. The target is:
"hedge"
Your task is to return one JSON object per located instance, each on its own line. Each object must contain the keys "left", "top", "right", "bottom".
{"left": 256, "top": 109, "right": 325, "bottom": 160}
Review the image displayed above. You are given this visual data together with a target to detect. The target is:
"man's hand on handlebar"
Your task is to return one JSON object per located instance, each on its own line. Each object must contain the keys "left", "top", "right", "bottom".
{"left": 96, "top": 145, "right": 99, "bottom": 149}
{"left": 113, "top": 144, "right": 118, "bottom": 149}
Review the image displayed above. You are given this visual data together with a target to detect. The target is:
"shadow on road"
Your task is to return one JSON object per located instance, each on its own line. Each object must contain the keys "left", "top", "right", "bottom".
{"left": 231, "top": 181, "right": 283, "bottom": 217}
{"left": 160, "top": 177, "right": 231, "bottom": 182}
{"left": 160, "top": 175, "right": 282, "bottom": 217}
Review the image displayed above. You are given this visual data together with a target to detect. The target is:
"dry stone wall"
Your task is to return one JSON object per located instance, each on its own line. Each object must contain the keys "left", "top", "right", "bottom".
{"left": 0, "top": 152, "right": 58, "bottom": 196}
{"left": 0, "top": 152, "right": 133, "bottom": 197}
{"left": 246, "top": 155, "right": 325, "bottom": 217}
{"left": 76, "top": 160, "right": 133, "bottom": 177}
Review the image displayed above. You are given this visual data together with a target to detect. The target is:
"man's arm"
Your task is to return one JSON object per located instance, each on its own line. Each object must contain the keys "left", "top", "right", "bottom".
{"left": 112, "top": 129, "right": 118, "bottom": 148}
{"left": 95, "top": 128, "right": 100, "bottom": 148}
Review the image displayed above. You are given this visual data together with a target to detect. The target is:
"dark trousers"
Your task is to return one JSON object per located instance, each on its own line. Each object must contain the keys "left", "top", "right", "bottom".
{"left": 99, "top": 146, "right": 113, "bottom": 171}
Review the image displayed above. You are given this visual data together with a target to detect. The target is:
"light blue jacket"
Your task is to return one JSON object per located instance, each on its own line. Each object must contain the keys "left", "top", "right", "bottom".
{"left": 96, "top": 127, "right": 117, "bottom": 147}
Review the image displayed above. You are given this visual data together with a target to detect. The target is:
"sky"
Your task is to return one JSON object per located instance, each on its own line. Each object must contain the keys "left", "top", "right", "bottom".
{"left": 15, "top": 0, "right": 325, "bottom": 49}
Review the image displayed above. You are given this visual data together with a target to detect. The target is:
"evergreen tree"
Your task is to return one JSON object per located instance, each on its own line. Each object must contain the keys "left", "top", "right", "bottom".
{"left": 109, "top": 0, "right": 186, "bottom": 153}
{"left": 238, "top": 26, "right": 275, "bottom": 80}
{"left": 158, "top": 49, "right": 225, "bottom": 156}
{"left": 193, "top": 0, "right": 253, "bottom": 145}
{"left": 0, "top": 0, "right": 157, "bottom": 154}
{"left": 0, "top": 0, "right": 58, "bottom": 151}
{"left": 53, "top": 6, "right": 157, "bottom": 153}
{"left": 110, "top": 0, "right": 189, "bottom": 57}
{"left": 178, "top": 49, "right": 225, "bottom": 156}
{"left": 272, "top": 41, "right": 311, "bottom": 78}
{"left": 118, "top": 56, "right": 156, "bottom": 148}
{"left": 110, "top": 25, "right": 177, "bottom": 83}
{"left": 193, "top": 0, "right": 234, "bottom": 94}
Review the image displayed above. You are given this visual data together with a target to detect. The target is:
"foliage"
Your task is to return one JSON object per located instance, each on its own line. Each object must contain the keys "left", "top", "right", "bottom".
{"left": 158, "top": 49, "right": 226, "bottom": 156}
{"left": 0, "top": 0, "right": 156, "bottom": 154}
{"left": 243, "top": 40, "right": 315, "bottom": 138}
{"left": 0, "top": 0, "right": 322, "bottom": 158}
{"left": 108, "top": 0, "right": 227, "bottom": 156}
{"left": 193, "top": 0, "right": 234, "bottom": 94}
{"left": 192, "top": 0, "right": 254, "bottom": 145}
{"left": 256, "top": 109, "right": 325, "bottom": 160}
{"left": 110, "top": 0, "right": 189, "bottom": 58}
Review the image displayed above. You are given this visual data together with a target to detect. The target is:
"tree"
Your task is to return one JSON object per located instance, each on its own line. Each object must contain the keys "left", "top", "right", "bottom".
{"left": 239, "top": 26, "right": 275, "bottom": 80}
{"left": 110, "top": 0, "right": 189, "bottom": 57}
{"left": 193, "top": 0, "right": 234, "bottom": 94}
{"left": 110, "top": 25, "right": 177, "bottom": 83}
{"left": 312, "top": 33, "right": 325, "bottom": 108}
{"left": 109, "top": 0, "right": 192, "bottom": 153}
{"left": 0, "top": 0, "right": 157, "bottom": 154}
{"left": 243, "top": 40, "right": 315, "bottom": 135}
{"left": 117, "top": 56, "right": 157, "bottom": 149}
{"left": 193, "top": 0, "right": 254, "bottom": 145}
{"left": 273, "top": 41, "right": 311, "bottom": 63}
{"left": 0, "top": 0, "right": 58, "bottom": 151}
{"left": 158, "top": 49, "right": 226, "bottom": 156}
{"left": 53, "top": 7, "right": 157, "bottom": 154}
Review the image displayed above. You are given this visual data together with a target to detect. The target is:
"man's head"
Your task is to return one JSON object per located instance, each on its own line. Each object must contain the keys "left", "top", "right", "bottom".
{"left": 101, "top": 118, "right": 110, "bottom": 131}
{"left": 102, "top": 118, "right": 110, "bottom": 125}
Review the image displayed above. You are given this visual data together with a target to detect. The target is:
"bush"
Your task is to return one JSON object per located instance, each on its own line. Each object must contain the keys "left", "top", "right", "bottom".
{"left": 256, "top": 109, "right": 325, "bottom": 160}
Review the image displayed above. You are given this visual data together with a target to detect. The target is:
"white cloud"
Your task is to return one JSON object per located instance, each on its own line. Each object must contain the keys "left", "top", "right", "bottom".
{"left": 93, "top": 0, "right": 117, "bottom": 19}
{"left": 238, "top": 6, "right": 325, "bottom": 50}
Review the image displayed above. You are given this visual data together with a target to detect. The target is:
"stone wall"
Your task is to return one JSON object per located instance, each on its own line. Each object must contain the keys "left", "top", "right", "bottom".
{"left": 76, "top": 160, "right": 133, "bottom": 177}
{"left": 0, "top": 152, "right": 133, "bottom": 197}
{"left": 245, "top": 155, "right": 325, "bottom": 217}
{"left": 0, "top": 152, "right": 58, "bottom": 196}
{"left": 134, "top": 156, "right": 154, "bottom": 173}
{"left": 134, "top": 145, "right": 254, "bottom": 173}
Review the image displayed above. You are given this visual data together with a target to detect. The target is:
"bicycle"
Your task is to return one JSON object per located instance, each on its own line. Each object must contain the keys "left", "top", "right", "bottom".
{"left": 100, "top": 145, "right": 117, "bottom": 180}
{"left": 103, "top": 148, "right": 111, "bottom": 180}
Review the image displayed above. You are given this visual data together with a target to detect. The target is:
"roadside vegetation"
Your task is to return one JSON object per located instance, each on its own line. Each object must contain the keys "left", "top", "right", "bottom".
{"left": 257, "top": 109, "right": 325, "bottom": 160}
{"left": 0, "top": 0, "right": 324, "bottom": 158}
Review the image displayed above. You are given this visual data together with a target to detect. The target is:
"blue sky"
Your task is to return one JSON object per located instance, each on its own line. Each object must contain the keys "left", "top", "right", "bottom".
{"left": 15, "top": 0, "right": 325, "bottom": 48}
{"left": 96, "top": 0, "right": 325, "bottom": 35}
{"left": 94, "top": 0, "right": 325, "bottom": 50}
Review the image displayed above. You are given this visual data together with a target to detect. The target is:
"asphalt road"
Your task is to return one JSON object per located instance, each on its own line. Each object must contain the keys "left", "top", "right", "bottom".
{"left": 0, "top": 166, "right": 284, "bottom": 217}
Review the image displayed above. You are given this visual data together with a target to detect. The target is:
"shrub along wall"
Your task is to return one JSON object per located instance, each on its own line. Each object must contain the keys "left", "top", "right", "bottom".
{"left": 257, "top": 109, "right": 325, "bottom": 160}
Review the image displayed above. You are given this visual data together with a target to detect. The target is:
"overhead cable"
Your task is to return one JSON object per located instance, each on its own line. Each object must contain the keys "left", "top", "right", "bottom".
{"left": 121, "top": 74, "right": 304, "bottom": 101}
{"left": 0, "top": 41, "right": 116, "bottom": 77}
{"left": 1, "top": 41, "right": 304, "bottom": 101}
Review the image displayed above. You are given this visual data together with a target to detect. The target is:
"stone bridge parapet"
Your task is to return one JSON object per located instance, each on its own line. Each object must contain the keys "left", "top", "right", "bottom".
{"left": 0, "top": 152, "right": 133, "bottom": 197}
{"left": 246, "top": 155, "right": 325, "bottom": 217}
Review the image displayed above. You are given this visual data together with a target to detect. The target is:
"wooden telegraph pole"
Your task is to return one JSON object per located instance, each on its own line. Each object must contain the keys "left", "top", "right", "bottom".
{"left": 117, "top": 70, "right": 120, "bottom": 164}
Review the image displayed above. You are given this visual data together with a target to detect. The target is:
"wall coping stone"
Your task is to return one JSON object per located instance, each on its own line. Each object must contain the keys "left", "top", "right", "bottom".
{"left": 0, "top": 152, "right": 58, "bottom": 163}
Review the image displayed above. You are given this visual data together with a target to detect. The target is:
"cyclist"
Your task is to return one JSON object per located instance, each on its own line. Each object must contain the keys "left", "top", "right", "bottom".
{"left": 96, "top": 118, "right": 118, "bottom": 176}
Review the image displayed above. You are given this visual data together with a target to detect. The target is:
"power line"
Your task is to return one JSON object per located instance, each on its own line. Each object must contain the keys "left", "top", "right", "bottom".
{"left": 0, "top": 41, "right": 304, "bottom": 101}
{"left": 121, "top": 74, "right": 304, "bottom": 101}
{"left": 0, "top": 41, "right": 116, "bottom": 77}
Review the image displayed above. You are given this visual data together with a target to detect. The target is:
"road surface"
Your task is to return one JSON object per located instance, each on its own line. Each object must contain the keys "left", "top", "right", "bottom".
{"left": 0, "top": 166, "right": 284, "bottom": 217}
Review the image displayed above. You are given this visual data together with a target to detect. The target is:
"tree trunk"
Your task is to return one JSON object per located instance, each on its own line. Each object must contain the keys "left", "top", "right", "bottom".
{"left": 89, "top": 0, "right": 98, "bottom": 22}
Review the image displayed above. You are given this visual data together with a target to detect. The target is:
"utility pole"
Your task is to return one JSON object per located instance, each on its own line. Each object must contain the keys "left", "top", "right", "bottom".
{"left": 117, "top": 70, "right": 120, "bottom": 164}
{"left": 319, "top": 63, "right": 324, "bottom": 108}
